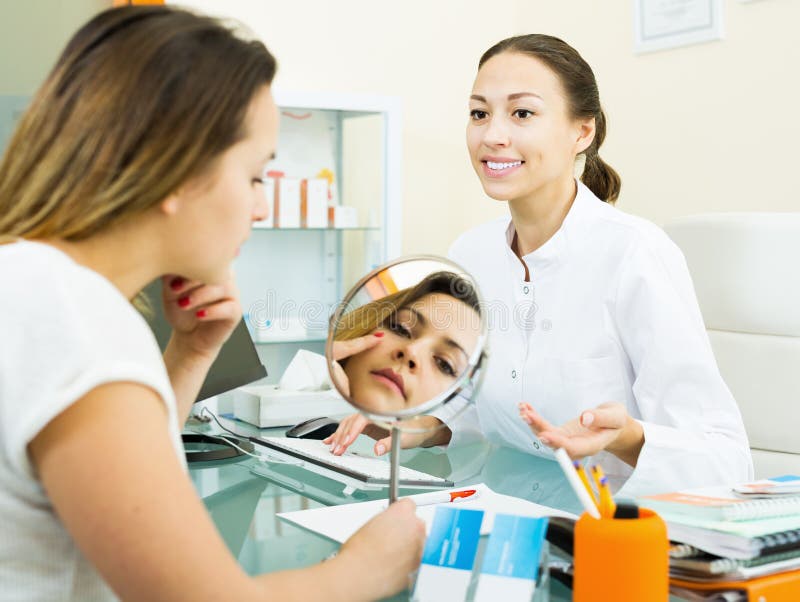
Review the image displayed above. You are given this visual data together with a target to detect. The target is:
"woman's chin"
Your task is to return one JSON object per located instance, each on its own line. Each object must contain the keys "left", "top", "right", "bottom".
{"left": 353, "top": 385, "right": 403, "bottom": 413}
{"left": 479, "top": 182, "right": 516, "bottom": 201}
{"left": 196, "top": 265, "right": 232, "bottom": 287}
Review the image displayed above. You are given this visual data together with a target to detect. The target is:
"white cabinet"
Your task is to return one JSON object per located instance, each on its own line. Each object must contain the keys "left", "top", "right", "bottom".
{"left": 236, "top": 91, "right": 402, "bottom": 383}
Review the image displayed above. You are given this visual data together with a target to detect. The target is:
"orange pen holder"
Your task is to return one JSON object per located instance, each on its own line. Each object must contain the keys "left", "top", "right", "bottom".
{"left": 574, "top": 508, "right": 669, "bottom": 601}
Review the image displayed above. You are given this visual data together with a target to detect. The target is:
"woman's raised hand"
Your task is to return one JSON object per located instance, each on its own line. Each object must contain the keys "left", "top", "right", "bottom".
{"left": 161, "top": 274, "right": 241, "bottom": 361}
{"left": 519, "top": 401, "right": 644, "bottom": 466}
{"left": 329, "top": 333, "right": 385, "bottom": 397}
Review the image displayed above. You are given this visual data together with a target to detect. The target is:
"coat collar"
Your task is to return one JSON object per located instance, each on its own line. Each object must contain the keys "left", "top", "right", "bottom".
{"left": 502, "top": 180, "right": 600, "bottom": 279}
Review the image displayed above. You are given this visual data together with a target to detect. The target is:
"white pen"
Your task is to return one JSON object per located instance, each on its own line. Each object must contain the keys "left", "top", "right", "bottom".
{"left": 554, "top": 448, "right": 601, "bottom": 519}
{"left": 404, "top": 488, "right": 481, "bottom": 507}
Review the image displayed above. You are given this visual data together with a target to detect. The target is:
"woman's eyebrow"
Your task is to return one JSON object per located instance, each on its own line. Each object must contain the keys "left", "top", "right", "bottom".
{"left": 508, "top": 92, "right": 542, "bottom": 101}
{"left": 470, "top": 92, "right": 543, "bottom": 103}
{"left": 403, "top": 307, "right": 426, "bottom": 327}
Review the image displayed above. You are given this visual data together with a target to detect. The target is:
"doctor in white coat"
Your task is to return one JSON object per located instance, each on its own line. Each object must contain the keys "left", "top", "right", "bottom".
{"left": 326, "top": 34, "right": 753, "bottom": 497}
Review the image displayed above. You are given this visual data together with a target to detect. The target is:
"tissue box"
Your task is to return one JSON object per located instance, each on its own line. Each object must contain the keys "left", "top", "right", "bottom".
{"left": 233, "top": 385, "right": 351, "bottom": 428}
{"left": 302, "top": 178, "right": 329, "bottom": 228}
{"left": 279, "top": 349, "right": 330, "bottom": 391}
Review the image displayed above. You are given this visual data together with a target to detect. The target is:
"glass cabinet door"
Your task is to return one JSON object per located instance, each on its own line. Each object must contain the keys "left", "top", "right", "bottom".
{"left": 235, "top": 93, "right": 402, "bottom": 383}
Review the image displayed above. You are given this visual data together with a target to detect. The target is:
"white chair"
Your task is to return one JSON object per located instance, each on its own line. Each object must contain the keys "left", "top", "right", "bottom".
{"left": 664, "top": 213, "right": 800, "bottom": 479}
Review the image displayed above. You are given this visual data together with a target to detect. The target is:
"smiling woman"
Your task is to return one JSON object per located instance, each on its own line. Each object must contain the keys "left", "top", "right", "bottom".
{"left": 431, "top": 33, "right": 753, "bottom": 497}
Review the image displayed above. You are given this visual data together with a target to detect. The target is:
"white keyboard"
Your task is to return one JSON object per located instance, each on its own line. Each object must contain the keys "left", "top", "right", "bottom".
{"left": 251, "top": 437, "right": 453, "bottom": 488}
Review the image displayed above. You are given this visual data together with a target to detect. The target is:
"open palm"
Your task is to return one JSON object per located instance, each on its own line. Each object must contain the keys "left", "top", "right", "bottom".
{"left": 519, "top": 401, "right": 627, "bottom": 459}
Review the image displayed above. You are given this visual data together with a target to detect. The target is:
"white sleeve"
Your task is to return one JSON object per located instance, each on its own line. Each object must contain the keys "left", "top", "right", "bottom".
{"left": 613, "top": 234, "right": 753, "bottom": 497}
{"left": 427, "top": 395, "right": 486, "bottom": 447}
{"left": 0, "top": 269, "right": 178, "bottom": 480}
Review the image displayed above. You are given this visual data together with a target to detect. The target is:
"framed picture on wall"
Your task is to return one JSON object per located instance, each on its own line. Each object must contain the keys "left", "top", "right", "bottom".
{"left": 634, "top": 0, "right": 724, "bottom": 54}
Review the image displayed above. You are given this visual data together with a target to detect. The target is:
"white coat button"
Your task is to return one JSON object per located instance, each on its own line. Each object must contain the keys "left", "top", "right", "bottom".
{"left": 523, "top": 285, "right": 530, "bottom": 294}
{"left": 533, "top": 441, "right": 540, "bottom": 449}
{"left": 511, "top": 370, "right": 517, "bottom": 379}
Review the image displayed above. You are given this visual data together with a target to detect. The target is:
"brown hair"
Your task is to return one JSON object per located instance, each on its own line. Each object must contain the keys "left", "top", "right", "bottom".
{"left": 479, "top": 34, "right": 621, "bottom": 203}
{"left": 335, "top": 271, "right": 480, "bottom": 342}
{"left": 0, "top": 5, "right": 277, "bottom": 242}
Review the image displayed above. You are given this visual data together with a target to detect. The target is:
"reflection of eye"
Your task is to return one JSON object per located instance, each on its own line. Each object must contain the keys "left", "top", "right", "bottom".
{"left": 386, "top": 319, "right": 411, "bottom": 338}
{"left": 435, "top": 356, "right": 456, "bottom": 377}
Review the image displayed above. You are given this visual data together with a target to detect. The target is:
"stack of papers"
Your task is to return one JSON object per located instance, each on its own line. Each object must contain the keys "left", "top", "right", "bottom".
{"left": 733, "top": 475, "right": 800, "bottom": 497}
{"left": 277, "top": 482, "right": 576, "bottom": 543}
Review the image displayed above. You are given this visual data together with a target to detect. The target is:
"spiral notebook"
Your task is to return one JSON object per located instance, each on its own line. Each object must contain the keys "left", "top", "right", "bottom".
{"left": 661, "top": 514, "right": 800, "bottom": 560}
{"left": 640, "top": 479, "right": 800, "bottom": 522}
{"left": 670, "top": 547, "right": 800, "bottom": 579}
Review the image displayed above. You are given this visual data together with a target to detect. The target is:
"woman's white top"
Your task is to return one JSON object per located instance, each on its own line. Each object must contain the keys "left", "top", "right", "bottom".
{"left": 0, "top": 241, "right": 185, "bottom": 601}
{"left": 435, "top": 182, "right": 753, "bottom": 497}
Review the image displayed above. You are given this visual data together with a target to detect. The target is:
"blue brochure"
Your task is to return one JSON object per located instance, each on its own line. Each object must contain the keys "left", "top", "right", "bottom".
{"left": 413, "top": 506, "right": 484, "bottom": 601}
{"left": 474, "top": 514, "right": 549, "bottom": 601}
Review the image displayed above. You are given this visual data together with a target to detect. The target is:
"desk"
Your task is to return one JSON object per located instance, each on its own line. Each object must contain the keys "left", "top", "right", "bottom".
{"left": 188, "top": 418, "right": 681, "bottom": 601}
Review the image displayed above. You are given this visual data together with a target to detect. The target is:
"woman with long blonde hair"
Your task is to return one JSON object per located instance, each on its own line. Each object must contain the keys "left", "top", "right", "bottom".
{"left": 0, "top": 6, "right": 423, "bottom": 601}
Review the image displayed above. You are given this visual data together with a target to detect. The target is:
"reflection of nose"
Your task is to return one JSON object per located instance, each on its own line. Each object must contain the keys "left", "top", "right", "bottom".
{"left": 484, "top": 117, "right": 509, "bottom": 147}
{"left": 392, "top": 344, "right": 418, "bottom": 371}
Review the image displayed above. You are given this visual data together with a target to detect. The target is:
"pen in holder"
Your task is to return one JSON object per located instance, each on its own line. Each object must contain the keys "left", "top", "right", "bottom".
{"left": 573, "top": 505, "right": 668, "bottom": 601}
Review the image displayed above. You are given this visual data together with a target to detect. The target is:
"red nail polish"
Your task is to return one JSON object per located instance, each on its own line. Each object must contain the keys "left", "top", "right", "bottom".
{"left": 169, "top": 277, "right": 184, "bottom": 291}
{"left": 196, "top": 309, "right": 207, "bottom": 318}
{"left": 178, "top": 296, "right": 190, "bottom": 308}
{"left": 374, "top": 331, "right": 384, "bottom": 338}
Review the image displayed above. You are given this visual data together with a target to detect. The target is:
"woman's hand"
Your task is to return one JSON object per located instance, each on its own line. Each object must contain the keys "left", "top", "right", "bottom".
{"left": 160, "top": 274, "right": 242, "bottom": 421}
{"left": 519, "top": 401, "right": 645, "bottom": 467}
{"left": 324, "top": 413, "right": 389, "bottom": 456}
{"left": 329, "top": 333, "right": 385, "bottom": 397}
{"left": 324, "top": 414, "right": 445, "bottom": 456}
{"left": 161, "top": 274, "right": 241, "bottom": 361}
{"left": 334, "top": 498, "right": 425, "bottom": 600}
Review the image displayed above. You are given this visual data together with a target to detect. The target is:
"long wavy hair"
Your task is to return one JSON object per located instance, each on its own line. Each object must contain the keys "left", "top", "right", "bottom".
{"left": 0, "top": 5, "right": 277, "bottom": 243}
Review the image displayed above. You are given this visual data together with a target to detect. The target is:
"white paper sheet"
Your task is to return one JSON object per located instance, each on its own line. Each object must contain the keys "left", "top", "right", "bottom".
{"left": 277, "top": 483, "right": 577, "bottom": 544}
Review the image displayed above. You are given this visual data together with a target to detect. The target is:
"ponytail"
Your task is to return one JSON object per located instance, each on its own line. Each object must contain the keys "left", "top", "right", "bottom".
{"left": 582, "top": 153, "right": 620, "bottom": 204}
{"left": 580, "top": 109, "right": 620, "bottom": 203}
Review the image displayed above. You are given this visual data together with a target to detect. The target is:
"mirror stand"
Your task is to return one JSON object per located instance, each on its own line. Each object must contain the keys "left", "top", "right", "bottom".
{"left": 389, "top": 424, "right": 402, "bottom": 503}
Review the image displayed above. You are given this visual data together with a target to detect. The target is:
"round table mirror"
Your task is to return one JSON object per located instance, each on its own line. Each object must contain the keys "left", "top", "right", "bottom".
{"left": 325, "top": 255, "right": 488, "bottom": 501}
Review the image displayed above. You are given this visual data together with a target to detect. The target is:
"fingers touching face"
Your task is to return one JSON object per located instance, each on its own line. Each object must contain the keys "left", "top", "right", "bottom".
{"left": 342, "top": 294, "right": 480, "bottom": 413}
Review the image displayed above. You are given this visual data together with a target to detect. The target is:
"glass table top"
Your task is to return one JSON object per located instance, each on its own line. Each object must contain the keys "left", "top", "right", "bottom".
{"left": 187, "top": 416, "right": 682, "bottom": 601}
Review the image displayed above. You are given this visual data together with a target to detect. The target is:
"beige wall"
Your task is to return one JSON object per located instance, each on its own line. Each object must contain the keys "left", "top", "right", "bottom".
{"left": 176, "top": 0, "right": 800, "bottom": 254}
{"left": 517, "top": 0, "right": 800, "bottom": 227}
{"left": 0, "top": 0, "right": 108, "bottom": 95}
{"left": 7, "top": 1, "right": 797, "bottom": 254}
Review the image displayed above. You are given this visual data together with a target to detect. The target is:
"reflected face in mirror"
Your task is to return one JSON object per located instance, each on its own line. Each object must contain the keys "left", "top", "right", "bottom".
{"left": 338, "top": 286, "right": 481, "bottom": 413}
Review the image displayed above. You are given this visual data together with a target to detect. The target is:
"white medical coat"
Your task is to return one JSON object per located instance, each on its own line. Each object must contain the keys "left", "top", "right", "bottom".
{"left": 435, "top": 182, "right": 753, "bottom": 497}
